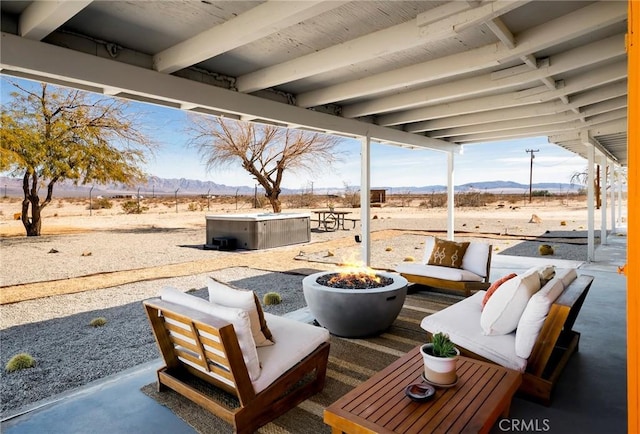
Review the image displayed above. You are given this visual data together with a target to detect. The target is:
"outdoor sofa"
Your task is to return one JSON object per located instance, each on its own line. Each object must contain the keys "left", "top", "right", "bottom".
{"left": 395, "top": 235, "right": 492, "bottom": 297}
{"left": 420, "top": 266, "right": 592, "bottom": 405}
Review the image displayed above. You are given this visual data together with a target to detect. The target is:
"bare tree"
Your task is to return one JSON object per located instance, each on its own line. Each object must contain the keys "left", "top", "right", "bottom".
{"left": 571, "top": 165, "right": 602, "bottom": 209}
{"left": 187, "top": 116, "right": 343, "bottom": 212}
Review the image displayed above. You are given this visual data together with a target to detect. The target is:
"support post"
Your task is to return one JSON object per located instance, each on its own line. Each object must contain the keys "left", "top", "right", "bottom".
{"left": 360, "top": 135, "right": 371, "bottom": 266}
{"left": 601, "top": 156, "right": 608, "bottom": 245}
{"left": 586, "top": 141, "right": 595, "bottom": 262}
{"left": 611, "top": 164, "right": 616, "bottom": 234}
{"left": 627, "top": 3, "right": 639, "bottom": 430}
{"left": 447, "top": 151, "right": 455, "bottom": 240}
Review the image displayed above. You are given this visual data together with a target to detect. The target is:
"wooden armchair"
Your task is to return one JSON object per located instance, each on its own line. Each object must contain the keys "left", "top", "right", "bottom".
{"left": 144, "top": 297, "right": 330, "bottom": 434}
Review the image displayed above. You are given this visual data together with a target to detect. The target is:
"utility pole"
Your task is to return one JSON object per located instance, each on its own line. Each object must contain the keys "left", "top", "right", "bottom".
{"left": 525, "top": 149, "right": 539, "bottom": 203}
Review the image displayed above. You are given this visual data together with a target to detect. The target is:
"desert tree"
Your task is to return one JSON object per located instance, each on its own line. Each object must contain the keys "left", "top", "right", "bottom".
{"left": 0, "top": 80, "right": 154, "bottom": 236}
{"left": 186, "top": 116, "right": 343, "bottom": 213}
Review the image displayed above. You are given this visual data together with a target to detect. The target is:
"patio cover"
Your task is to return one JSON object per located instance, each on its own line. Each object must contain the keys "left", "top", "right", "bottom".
{"left": 0, "top": 1, "right": 636, "bottom": 430}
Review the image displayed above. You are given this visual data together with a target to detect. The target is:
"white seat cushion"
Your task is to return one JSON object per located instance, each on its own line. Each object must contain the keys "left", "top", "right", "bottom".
{"left": 253, "top": 313, "right": 330, "bottom": 393}
{"left": 395, "top": 263, "right": 484, "bottom": 282}
{"left": 515, "top": 277, "right": 565, "bottom": 358}
{"left": 159, "top": 287, "right": 262, "bottom": 381}
{"left": 420, "top": 291, "right": 527, "bottom": 372}
{"left": 480, "top": 268, "right": 541, "bottom": 335}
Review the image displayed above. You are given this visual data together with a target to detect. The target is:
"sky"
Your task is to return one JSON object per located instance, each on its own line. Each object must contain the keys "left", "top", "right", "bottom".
{"left": 2, "top": 76, "right": 587, "bottom": 190}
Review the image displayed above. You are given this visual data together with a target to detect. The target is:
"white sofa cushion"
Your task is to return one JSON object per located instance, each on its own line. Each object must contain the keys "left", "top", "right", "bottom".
{"left": 253, "top": 313, "right": 329, "bottom": 393}
{"left": 395, "top": 263, "right": 484, "bottom": 282}
{"left": 515, "top": 277, "right": 565, "bottom": 358}
{"left": 159, "top": 286, "right": 262, "bottom": 382}
{"left": 421, "top": 291, "right": 527, "bottom": 372}
{"left": 480, "top": 268, "right": 541, "bottom": 335}
{"left": 207, "top": 277, "right": 274, "bottom": 347}
{"left": 462, "top": 242, "right": 492, "bottom": 278}
{"left": 421, "top": 236, "right": 437, "bottom": 263}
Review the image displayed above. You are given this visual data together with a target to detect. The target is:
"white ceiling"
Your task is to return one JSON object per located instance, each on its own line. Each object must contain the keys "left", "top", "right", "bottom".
{"left": 0, "top": 0, "right": 628, "bottom": 164}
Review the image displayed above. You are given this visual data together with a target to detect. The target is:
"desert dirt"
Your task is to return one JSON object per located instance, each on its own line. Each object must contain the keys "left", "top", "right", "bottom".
{"left": 0, "top": 193, "right": 605, "bottom": 308}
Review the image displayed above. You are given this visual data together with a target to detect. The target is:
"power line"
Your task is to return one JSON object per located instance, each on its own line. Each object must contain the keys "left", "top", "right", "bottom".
{"left": 525, "top": 149, "right": 539, "bottom": 203}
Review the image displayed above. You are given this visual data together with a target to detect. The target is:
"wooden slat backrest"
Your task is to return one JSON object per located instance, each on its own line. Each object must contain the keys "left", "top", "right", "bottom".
{"left": 143, "top": 298, "right": 256, "bottom": 404}
{"left": 526, "top": 274, "right": 593, "bottom": 377}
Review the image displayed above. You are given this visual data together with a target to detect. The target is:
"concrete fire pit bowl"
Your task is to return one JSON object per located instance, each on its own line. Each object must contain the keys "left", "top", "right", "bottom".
{"left": 302, "top": 270, "right": 408, "bottom": 338}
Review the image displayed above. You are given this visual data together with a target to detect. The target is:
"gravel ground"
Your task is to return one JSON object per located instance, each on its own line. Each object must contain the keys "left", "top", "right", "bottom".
{"left": 0, "top": 267, "right": 308, "bottom": 417}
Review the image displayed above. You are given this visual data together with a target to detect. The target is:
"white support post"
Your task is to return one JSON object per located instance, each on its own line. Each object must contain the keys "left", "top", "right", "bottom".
{"left": 447, "top": 151, "right": 455, "bottom": 240}
{"left": 360, "top": 135, "right": 371, "bottom": 266}
{"left": 587, "top": 143, "right": 595, "bottom": 261}
{"left": 617, "top": 171, "right": 623, "bottom": 225}
{"left": 611, "top": 164, "right": 617, "bottom": 234}
{"left": 601, "top": 156, "right": 608, "bottom": 245}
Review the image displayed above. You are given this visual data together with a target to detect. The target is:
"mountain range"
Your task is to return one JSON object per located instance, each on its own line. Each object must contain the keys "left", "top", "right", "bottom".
{"left": 0, "top": 176, "right": 583, "bottom": 198}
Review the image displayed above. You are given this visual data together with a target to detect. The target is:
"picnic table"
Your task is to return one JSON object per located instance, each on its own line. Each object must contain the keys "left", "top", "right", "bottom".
{"left": 312, "top": 209, "right": 354, "bottom": 231}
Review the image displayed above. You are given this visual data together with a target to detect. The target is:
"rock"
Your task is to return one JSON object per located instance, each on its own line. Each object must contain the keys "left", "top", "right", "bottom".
{"left": 560, "top": 221, "right": 567, "bottom": 226}
{"left": 81, "top": 251, "right": 92, "bottom": 257}
{"left": 403, "top": 256, "right": 415, "bottom": 262}
{"left": 529, "top": 214, "right": 542, "bottom": 223}
{"left": 48, "top": 248, "right": 59, "bottom": 254}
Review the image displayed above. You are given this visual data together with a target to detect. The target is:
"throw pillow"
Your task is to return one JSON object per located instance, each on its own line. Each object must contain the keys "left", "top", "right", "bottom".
{"left": 159, "top": 286, "right": 261, "bottom": 381}
{"left": 208, "top": 277, "right": 275, "bottom": 347}
{"left": 480, "top": 268, "right": 541, "bottom": 335}
{"left": 427, "top": 238, "right": 470, "bottom": 269}
{"left": 515, "top": 278, "right": 565, "bottom": 358}
{"left": 481, "top": 273, "right": 517, "bottom": 310}
{"left": 535, "top": 265, "right": 556, "bottom": 286}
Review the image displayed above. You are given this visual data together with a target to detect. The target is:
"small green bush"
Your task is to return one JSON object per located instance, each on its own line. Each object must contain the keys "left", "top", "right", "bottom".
{"left": 539, "top": 244, "right": 555, "bottom": 256}
{"left": 89, "top": 317, "right": 107, "bottom": 327}
{"left": 121, "top": 200, "right": 148, "bottom": 214}
{"left": 89, "top": 197, "right": 113, "bottom": 210}
{"left": 263, "top": 292, "right": 282, "bottom": 306}
{"left": 6, "top": 353, "right": 36, "bottom": 373}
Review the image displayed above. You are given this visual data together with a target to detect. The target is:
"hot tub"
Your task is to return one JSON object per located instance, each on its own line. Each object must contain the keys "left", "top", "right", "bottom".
{"left": 205, "top": 213, "right": 311, "bottom": 250}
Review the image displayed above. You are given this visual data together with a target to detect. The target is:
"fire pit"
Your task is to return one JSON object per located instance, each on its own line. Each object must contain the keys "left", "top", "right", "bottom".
{"left": 302, "top": 270, "right": 408, "bottom": 338}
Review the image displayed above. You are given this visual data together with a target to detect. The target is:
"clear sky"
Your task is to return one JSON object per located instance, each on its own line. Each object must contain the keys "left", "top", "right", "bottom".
{"left": 2, "top": 76, "right": 587, "bottom": 190}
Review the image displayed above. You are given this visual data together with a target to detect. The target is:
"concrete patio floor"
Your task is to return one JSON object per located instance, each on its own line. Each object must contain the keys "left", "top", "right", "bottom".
{"left": 1, "top": 231, "right": 627, "bottom": 434}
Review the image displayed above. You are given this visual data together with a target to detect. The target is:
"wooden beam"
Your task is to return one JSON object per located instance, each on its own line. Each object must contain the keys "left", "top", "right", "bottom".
{"left": 0, "top": 32, "right": 456, "bottom": 153}
{"left": 296, "top": 1, "right": 627, "bottom": 108}
{"left": 19, "top": 0, "right": 92, "bottom": 40}
{"left": 153, "top": 1, "right": 343, "bottom": 74}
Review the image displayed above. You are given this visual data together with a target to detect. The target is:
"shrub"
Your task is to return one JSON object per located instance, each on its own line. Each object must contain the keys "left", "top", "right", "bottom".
{"left": 121, "top": 200, "right": 148, "bottom": 214}
{"left": 263, "top": 292, "right": 282, "bottom": 305}
{"left": 89, "top": 317, "right": 107, "bottom": 327}
{"left": 539, "top": 244, "right": 554, "bottom": 256}
{"left": 89, "top": 197, "right": 112, "bottom": 210}
{"left": 187, "top": 202, "right": 202, "bottom": 212}
{"left": 6, "top": 353, "right": 36, "bottom": 373}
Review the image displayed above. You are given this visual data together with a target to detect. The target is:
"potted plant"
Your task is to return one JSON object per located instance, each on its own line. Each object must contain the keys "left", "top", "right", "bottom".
{"left": 420, "top": 332, "right": 460, "bottom": 386}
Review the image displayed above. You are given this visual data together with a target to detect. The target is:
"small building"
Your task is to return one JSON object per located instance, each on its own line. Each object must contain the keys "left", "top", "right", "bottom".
{"left": 370, "top": 189, "right": 387, "bottom": 204}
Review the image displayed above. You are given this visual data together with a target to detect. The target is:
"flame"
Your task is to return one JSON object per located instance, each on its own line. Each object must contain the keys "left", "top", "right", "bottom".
{"left": 329, "top": 259, "right": 381, "bottom": 286}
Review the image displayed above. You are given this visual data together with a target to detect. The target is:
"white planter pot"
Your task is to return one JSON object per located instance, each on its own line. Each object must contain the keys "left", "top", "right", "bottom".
{"left": 420, "top": 343, "right": 460, "bottom": 385}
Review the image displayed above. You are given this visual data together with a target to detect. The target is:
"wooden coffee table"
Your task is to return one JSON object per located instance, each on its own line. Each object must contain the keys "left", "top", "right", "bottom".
{"left": 324, "top": 346, "right": 521, "bottom": 434}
